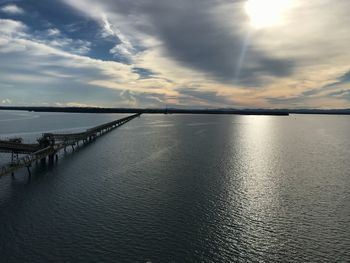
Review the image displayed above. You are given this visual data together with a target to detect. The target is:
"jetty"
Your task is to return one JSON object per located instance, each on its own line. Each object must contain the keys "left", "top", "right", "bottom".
{"left": 0, "top": 113, "right": 140, "bottom": 177}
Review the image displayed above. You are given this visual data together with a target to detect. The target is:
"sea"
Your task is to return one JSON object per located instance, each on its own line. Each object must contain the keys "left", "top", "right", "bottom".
{"left": 0, "top": 110, "right": 349, "bottom": 262}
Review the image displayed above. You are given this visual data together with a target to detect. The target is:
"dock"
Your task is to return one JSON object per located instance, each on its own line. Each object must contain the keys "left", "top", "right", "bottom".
{"left": 0, "top": 113, "right": 141, "bottom": 177}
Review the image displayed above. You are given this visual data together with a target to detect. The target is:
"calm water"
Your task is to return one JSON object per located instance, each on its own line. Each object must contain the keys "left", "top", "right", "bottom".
{"left": 0, "top": 111, "right": 349, "bottom": 262}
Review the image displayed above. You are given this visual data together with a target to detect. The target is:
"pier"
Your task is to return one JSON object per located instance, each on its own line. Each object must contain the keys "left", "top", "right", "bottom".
{"left": 0, "top": 113, "right": 140, "bottom": 177}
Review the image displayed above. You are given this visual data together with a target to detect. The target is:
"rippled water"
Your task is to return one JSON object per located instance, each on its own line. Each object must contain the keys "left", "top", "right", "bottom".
{"left": 0, "top": 111, "right": 349, "bottom": 262}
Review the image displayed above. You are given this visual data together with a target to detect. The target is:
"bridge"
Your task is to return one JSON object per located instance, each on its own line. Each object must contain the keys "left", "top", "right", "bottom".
{"left": 0, "top": 113, "right": 141, "bottom": 178}
{"left": 0, "top": 139, "right": 42, "bottom": 154}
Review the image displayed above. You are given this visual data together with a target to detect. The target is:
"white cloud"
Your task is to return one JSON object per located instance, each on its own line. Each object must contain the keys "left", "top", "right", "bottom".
{"left": 0, "top": 19, "right": 27, "bottom": 36}
{"left": 47, "top": 28, "right": 61, "bottom": 36}
{"left": 47, "top": 38, "right": 91, "bottom": 55}
{"left": 0, "top": 19, "right": 179, "bottom": 107}
{"left": 1, "top": 98, "right": 12, "bottom": 104}
{"left": 54, "top": 101, "right": 98, "bottom": 107}
{"left": 110, "top": 44, "right": 132, "bottom": 57}
{"left": 0, "top": 19, "right": 28, "bottom": 52}
{"left": 100, "top": 15, "right": 135, "bottom": 60}
{"left": 61, "top": 1, "right": 144, "bottom": 61}
{"left": 0, "top": 4, "right": 24, "bottom": 15}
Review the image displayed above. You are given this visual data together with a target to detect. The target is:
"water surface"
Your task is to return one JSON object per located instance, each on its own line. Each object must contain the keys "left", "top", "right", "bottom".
{"left": 0, "top": 111, "right": 349, "bottom": 262}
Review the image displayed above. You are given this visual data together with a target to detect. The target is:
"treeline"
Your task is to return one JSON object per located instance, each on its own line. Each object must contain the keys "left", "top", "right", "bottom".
{"left": 1, "top": 106, "right": 350, "bottom": 115}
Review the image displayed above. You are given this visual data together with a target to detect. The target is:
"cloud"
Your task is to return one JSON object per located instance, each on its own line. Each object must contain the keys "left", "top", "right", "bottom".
{"left": 328, "top": 89, "right": 350, "bottom": 99}
{"left": 144, "top": 0, "right": 294, "bottom": 83}
{"left": 1, "top": 98, "right": 12, "bottom": 104}
{"left": 0, "top": 18, "right": 180, "bottom": 107}
{"left": 100, "top": 15, "right": 136, "bottom": 62}
{"left": 54, "top": 101, "right": 98, "bottom": 107}
{"left": 299, "top": 69, "right": 350, "bottom": 98}
{"left": 176, "top": 88, "right": 236, "bottom": 107}
{"left": 62, "top": 0, "right": 294, "bottom": 85}
{"left": 48, "top": 38, "right": 91, "bottom": 55}
{"left": 1, "top": 1, "right": 350, "bottom": 108}
{"left": 0, "top": 18, "right": 26, "bottom": 36}
{"left": 0, "top": 4, "right": 24, "bottom": 15}
{"left": 47, "top": 28, "right": 61, "bottom": 37}
{"left": 0, "top": 19, "right": 91, "bottom": 55}
{"left": 340, "top": 71, "right": 350, "bottom": 83}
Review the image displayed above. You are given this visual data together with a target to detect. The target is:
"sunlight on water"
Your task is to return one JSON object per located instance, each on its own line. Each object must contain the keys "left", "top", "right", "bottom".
{"left": 1, "top": 112, "right": 350, "bottom": 262}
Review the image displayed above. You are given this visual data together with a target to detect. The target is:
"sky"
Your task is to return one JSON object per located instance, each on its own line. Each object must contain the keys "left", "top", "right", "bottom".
{"left": 0, "top": 0, "right": 349, "bottom": 108}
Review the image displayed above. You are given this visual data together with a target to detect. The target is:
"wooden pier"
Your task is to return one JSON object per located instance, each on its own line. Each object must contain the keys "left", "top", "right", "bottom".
{"left": 0, "top": 113, "right": 140, "bottom": 177}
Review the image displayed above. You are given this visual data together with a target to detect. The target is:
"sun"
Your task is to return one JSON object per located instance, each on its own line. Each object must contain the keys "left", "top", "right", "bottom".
{"left": 244, "top": 0, "right": 294, "bottom": 29}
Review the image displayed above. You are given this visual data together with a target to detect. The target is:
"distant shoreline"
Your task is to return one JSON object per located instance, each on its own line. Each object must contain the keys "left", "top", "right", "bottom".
{"left": 1, "top": 106, "right": 350, "bottom": 116}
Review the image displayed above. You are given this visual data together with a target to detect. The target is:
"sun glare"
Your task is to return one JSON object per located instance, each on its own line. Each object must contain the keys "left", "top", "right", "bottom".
{"left": 245, "top": 0, "right": 294, "bottom": 29}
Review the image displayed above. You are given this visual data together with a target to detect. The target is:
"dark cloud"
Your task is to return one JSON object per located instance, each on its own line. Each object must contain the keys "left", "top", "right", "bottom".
{"left": 328, "top": 89, "right": 350, "bottom": 101}
{"left": 145, "top": 0, "right": 294, "bottom": 85}
{"left": 3, "top": 0, "right": 294, "bottom": 87}
{"left": 328, "top": 89, "right": 349, "bottom": 96}
{"left": 132, "top": 67, "right": 157, "bottom": 79}
{"left": 340, "top": 71, "right": 350, "bottom": 83}
{"left": 73, "top": 0, "right": 294, "bottom": 85}
{"left": 302, "top": 69, "right": 350, "bottom": 97}
{"left": 176, "top": 87, "right": 235, "bottom": 106}
{"left": 270, "top": 70, "right": 350, "bottom": 106}
{"left": 267, "top": 96, "right": 305, "bottom": 106}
